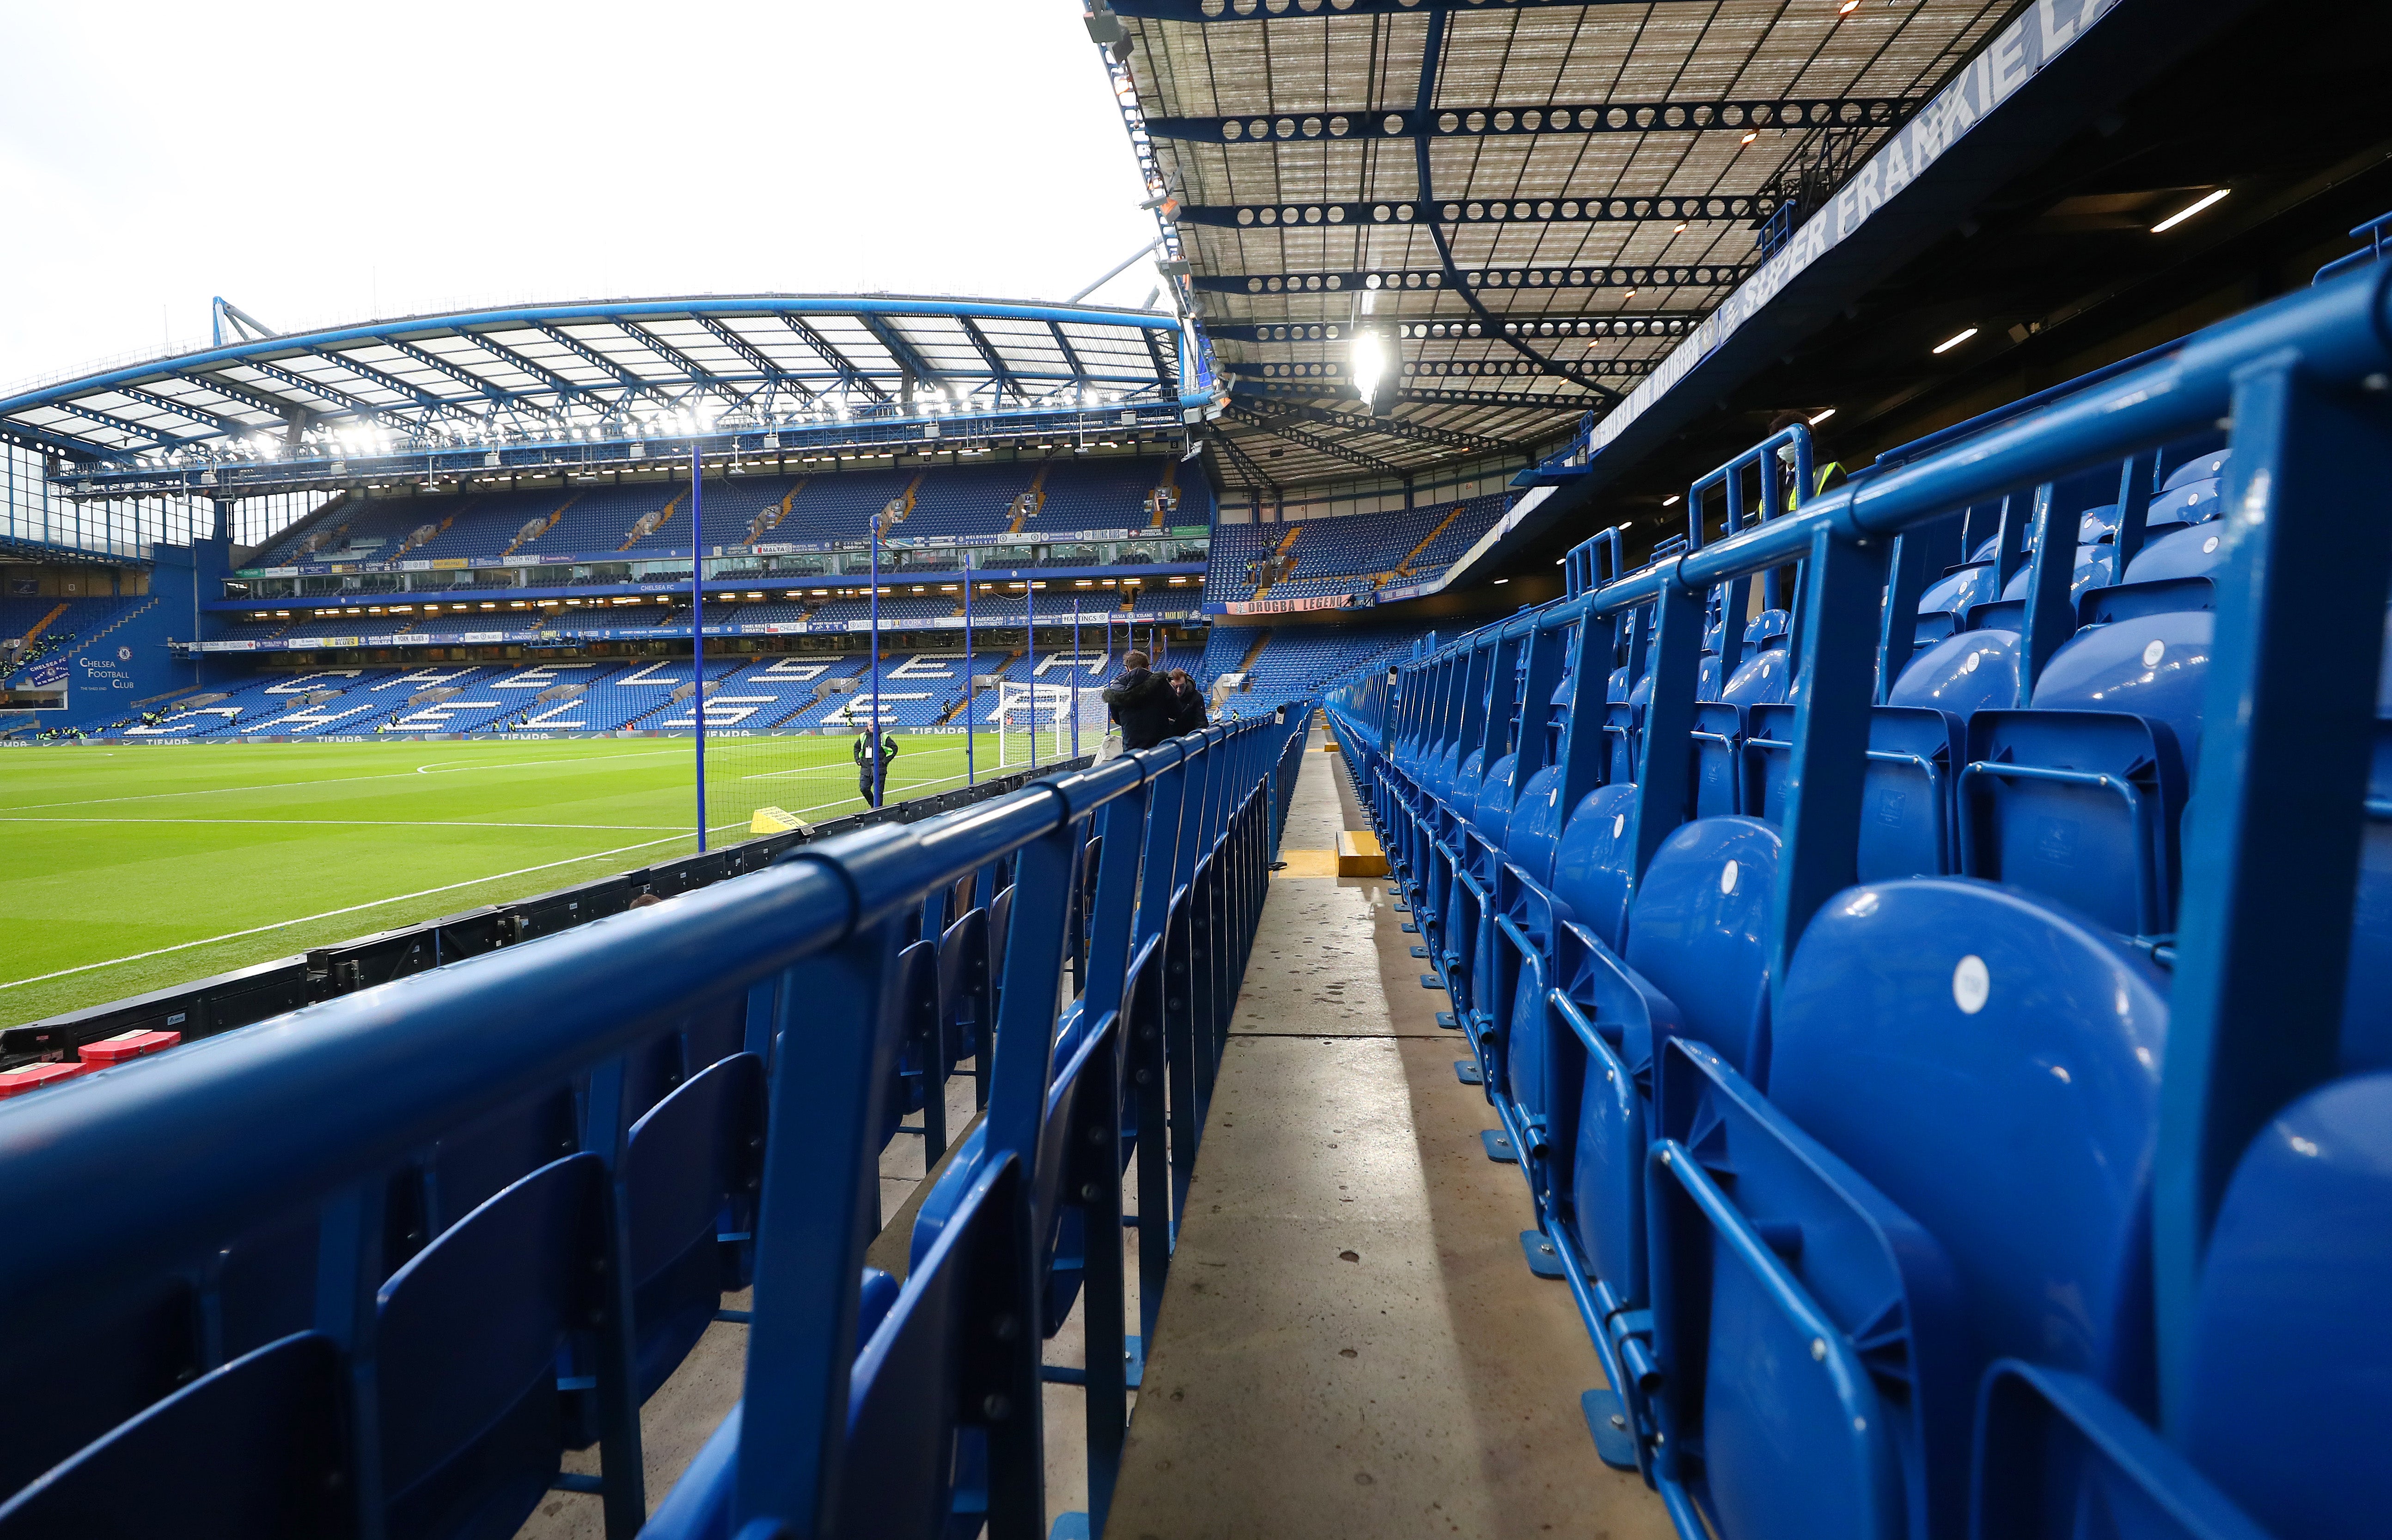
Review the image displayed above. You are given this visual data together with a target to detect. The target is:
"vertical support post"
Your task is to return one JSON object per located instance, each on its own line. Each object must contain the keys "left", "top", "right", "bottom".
{"left": 1027, "top": 578, "right": 1038, "bottom": 772}
{"left": 1763, "top": 525, "right": 1893, "bottom": 1082}
{"left": 1073, "top": 595, "right": 1083, "bottom": 759}
{"left": 2155, "top": 357, "right": 2392, "bottom": 1438}
{"left": 964, "top": 569, "right": 976, "bottom": 786}
{"left": 2112, "top": 452, "right": 2155, "bottom": 573}
{"left": 1557, "top": 608, "right": 1619, "bottom": 810}
{"left": 691, "top": 447, "right": 708, "bottom": 850}
{"left": 867, "top": 511, "right": 884, "bottom": 807}
{"left": 1876, "top": 511, "right": 1962, "bottom": 704}
{"left": 1628, "top": 583, "right": 1704, "bottom": 880}
{"left": 2016, "top": 483, "right": 2077, "bottom": 706}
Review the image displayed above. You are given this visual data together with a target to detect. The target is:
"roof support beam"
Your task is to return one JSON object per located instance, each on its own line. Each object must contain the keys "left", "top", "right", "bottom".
{"left": 617, "top": 320, "right": 752, "bottom": 412}
{"left": 1226, "top": 404, "right": 1409, "bottom": 479}
{"left": 317, "top": 341, "right": 496, "bottom": 427}
{"left": 213, "top": 362, "right": 373, "bottom": 420}
{"left": 1113, "top": 0, "right": 1657, "bottom": 17}
{"left": 530, "top": 325, "right": 677, "bottom": 410}
{"left": 691, "top": 316, "right": 818, "bottom": 406}
{"left": 42, "top": 401, "right": 195, "bottom": 450}
{"left": 107, "top": 386, "right": 250, "bottom": 437}
{"left": 854, "top": 314, "right": 944, "bottom": 398}
{"left": 775, "top": 315, "right": 893, "bottom": 403}
{"left": 1237, "top": 377, "right": 1609, "bottom": 412}
{"left": 954, "top": 316, "right": 1019, "bottom": 404}
{"left": 455, "top": 332, "right": 589, "bottom": 414}
{"left": 1195, "top": 259, "right": 1753, "bottom": 296}
{"left": 1178, "top": 191, "right": 1781, "bottom": 230}
{"left": 1147, "top": 96, "right": 1910, "bottom": 145}
{"left": 1206, "top": 426, "right": 1277, "bottom": 499}
{"left": 1047, "top": 322, "right": 1091, "bottom": 388}
{"left": 1208, "top": 313, "right": 1706, "bottom": 344}
{"left": 1225, "top": 394, "right": 1521, "bottom": 455}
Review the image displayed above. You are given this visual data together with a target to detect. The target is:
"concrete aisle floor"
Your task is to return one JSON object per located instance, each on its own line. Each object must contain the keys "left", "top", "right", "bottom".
{"left": 1104, "top": 731, "right": 1673, "bottom": 1540}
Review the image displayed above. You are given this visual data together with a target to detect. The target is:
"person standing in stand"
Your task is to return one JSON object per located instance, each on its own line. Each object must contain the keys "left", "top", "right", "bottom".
{"left": 1163, "top": 667, "right": 1208, "bottom": 738}
{"left": 1101, "top": 649, "right": 1173, "bottom": 751}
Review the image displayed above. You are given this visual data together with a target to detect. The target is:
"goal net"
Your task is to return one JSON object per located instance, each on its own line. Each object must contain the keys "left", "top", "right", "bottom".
{"left": 990, "top": 682, "right": 1107, "bottom": 769}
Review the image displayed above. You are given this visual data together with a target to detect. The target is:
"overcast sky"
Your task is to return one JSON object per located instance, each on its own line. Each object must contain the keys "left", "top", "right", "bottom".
{"left": 0, "top": 0, "right": 1159, "bottom": 389}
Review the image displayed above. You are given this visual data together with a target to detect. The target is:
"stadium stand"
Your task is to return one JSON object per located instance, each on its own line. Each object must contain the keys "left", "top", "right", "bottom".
{"left": 1201, "top": 495, "right": 1509, "bottom": 608}
{"left": 1325, "top": 263, "right": 2392, "bottom": 1540}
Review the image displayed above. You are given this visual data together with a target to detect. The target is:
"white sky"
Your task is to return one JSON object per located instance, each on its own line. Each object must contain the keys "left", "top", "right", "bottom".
{"left": 0, "top": 0, "right": 1160, "bottom": 389}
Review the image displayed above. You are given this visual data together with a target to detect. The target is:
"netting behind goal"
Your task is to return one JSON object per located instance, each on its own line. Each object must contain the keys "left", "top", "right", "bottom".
{"left": 990, "top": 683, "right": 1107, "bottom": 768}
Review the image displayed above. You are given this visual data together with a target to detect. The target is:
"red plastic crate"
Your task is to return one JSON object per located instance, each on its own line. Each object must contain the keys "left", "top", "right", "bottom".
{"left": 0, "top": 1062, "right": 89, "bottom": 1098}
{"left": 77, "top": 1029, "right": 183, "bottom": 1066}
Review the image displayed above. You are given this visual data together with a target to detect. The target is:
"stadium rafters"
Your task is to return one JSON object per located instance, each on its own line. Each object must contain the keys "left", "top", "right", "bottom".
{"left": 1099, "top": 0, "right": 2022, "bottom": 486}
{"left": 0, "top": 297, "right": 1194, "bottom": 499}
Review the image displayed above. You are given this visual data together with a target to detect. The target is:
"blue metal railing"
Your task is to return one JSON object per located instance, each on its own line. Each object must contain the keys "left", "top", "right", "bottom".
{"left": 0, "top": 707, "right": 1311, "bottom": 1538}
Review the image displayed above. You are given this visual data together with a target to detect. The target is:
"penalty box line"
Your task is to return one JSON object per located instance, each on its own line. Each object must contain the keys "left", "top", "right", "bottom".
{"left": 2, "top": 783, "right": 869, "bottom": 995}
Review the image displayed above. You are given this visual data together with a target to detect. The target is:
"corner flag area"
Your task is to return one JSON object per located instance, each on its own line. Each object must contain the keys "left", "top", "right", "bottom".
{"left": 0, "top": 733, "right": 1022, "bottom": 1025}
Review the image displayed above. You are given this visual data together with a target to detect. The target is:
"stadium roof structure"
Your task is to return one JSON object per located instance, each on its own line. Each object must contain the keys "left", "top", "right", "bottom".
{"left": 0, "top": 296, "right": 1196, "bottom": 501}
{"left": 1105, "top": 0, "right": 2024, "bottom": 489}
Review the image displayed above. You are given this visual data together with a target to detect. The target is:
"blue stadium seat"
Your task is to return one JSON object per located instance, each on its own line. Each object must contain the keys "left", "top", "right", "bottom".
{"left": 1744, "top": 704, "right": 1964, "bottom": 880}
{"left": 1648, "top": 876, "right": 2168, "bottom": 1538}
{"left": 0, "top": 1332, "right": 354, "bottom": 1540}
{"left": 375, "top": 1152, "right": 609, "bottom": 1540}
{"left": 623, "top": 1054, "right": 767, "bottom": 1402}
{"left": 1960, "top": 710, "right": 2189, "bottom": 937}
{"left": 1972, "top": 1071, "right": 2392, "bottom": 1539}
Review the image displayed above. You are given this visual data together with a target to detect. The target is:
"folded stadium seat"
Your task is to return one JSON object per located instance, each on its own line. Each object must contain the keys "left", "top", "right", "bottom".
{"left": 0, "top": 1270, "right": 205, "bottom": 1503}
{"left": 2123, "top": 523, "right": 2229, "bottom": 583}
{"left": 880, "top": 941, "right": 945, "bottom": 1153}
{"left": 2032, "top": 592, "right": 2215, "bottom": 768}
{"left": 1545, "top": 785, "right": 1641, "bottom": 950}
{"left": 1917, "top": 562, "right": 2004, "bottom": 642}
{"left": 374, "top": 1153, "right": 610, "bottom": 1540}
{"left": 1887, "top": 627, "right": 2023, "bottom": 717}
{"left": 1998, "top": 542, "right": 2116, "bottom": 608}
{"left": 2161, "top": 445, "right": 2230, "bottom": 491}
{"left": 1622, "top": 818, "right": 1782, "bottom": 1083}
{"left": 1959, "top": 710, "right": 2189, "bottom": 940}
{"left": 1718, "top": 611, "right": 1793, "bottom": 707}
{"left": 938, "top": 904, "right": 992, "bottom": 1105}
{"left": 1647, "top": 877, "right": 2168, "bottom": 1540}
{"left": 1973, "top": 1071, "right": 2392, "bottom": 1539}
{"left": 0, "top": 1332, "right": 355, "bottom": 1539}
{"left": 401, "top": 1087, "right": 581, "bottom": 1270}
{"left": 621, "top": 1054, "right": 768, "bottom": 1403}
{"left": 1742, "top": 703, "right": 1966, "bottom": 879}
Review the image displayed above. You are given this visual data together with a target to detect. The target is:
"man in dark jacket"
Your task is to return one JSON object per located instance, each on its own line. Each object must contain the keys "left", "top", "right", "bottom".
{"left": 1102, "top": 650, "right": 1174, "bottom": 751}
{"left": 1163, "top": 668, "right": 1208, "bottom": 737}
{"left": 853, "top": 729, "right": 899, "bottom": 805}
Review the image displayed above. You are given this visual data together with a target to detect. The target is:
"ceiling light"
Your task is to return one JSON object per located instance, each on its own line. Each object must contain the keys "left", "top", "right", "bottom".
{"left": 1739, "top": 131, "right": 1758, "bottom": 146}
{"left": 1808, "top": 407, "right": 1837, "bottom": 425}
{"left": 1662, "top": 495, "right": 1681, "bottom": 507}
{"left": 1493, "top": 578, "right": 1510, "bottom": 585}
{"left": 1837, "top": 0, "right": 1859, "bottom": 12}
{"left": 2151, "top": 188, "right": 2229, "bottom": 233}
{"left": 1672, "top": 222, "right": 1687, "bottom": 234}
{"left": 1932, "top": 327, "right": 1979, "bottom": 355}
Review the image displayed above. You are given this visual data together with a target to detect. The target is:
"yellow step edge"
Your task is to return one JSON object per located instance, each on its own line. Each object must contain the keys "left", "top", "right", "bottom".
{"left": 1335, "top": 830, "right": 1387, "bottom": 877}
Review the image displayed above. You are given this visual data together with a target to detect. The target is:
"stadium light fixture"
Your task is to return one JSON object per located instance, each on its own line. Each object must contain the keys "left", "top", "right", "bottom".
{"left": 1808, "top": 407, "right": 1837, "bottom": 425}
{"left": 1932, "top": 326, "right": 1979, "bottom": 355}
{"left": 2151, "top": 188, "right": 2229, "bottom": 233}
{"left": 1663, "top": 495, "right": 1682, "bottom": 506}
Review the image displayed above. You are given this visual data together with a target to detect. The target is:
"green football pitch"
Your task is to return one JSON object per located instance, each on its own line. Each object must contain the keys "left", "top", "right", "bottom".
{"left": 0, "top": 731, "right": 1078, "bottom": 1029}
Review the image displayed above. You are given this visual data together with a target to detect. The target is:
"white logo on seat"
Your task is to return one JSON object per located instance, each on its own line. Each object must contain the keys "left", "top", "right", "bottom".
{"left": 1720, "top": 858, "right": 1739, "bottom": 896}
{"left": 1953, "top": 954, "right": 1990, "bottom": 1015}
{"left": 2142, "top": 639, "right": 2165, "bottom": 668}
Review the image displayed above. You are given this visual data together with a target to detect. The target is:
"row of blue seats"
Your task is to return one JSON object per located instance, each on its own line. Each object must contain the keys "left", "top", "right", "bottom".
{"left": 256, "top": 459, "right": 1197, "bottom": 568}
{"left": 0, "top": 712, "right": 1309, "bottom": 1537}
{"left": 1325, "top": 264, "right": 2392, "bottom": 1540}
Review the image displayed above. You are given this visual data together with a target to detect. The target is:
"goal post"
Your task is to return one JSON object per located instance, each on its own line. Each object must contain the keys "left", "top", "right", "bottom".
{"left": 989, "top": 682, "right": 1106, "bottom": 768}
